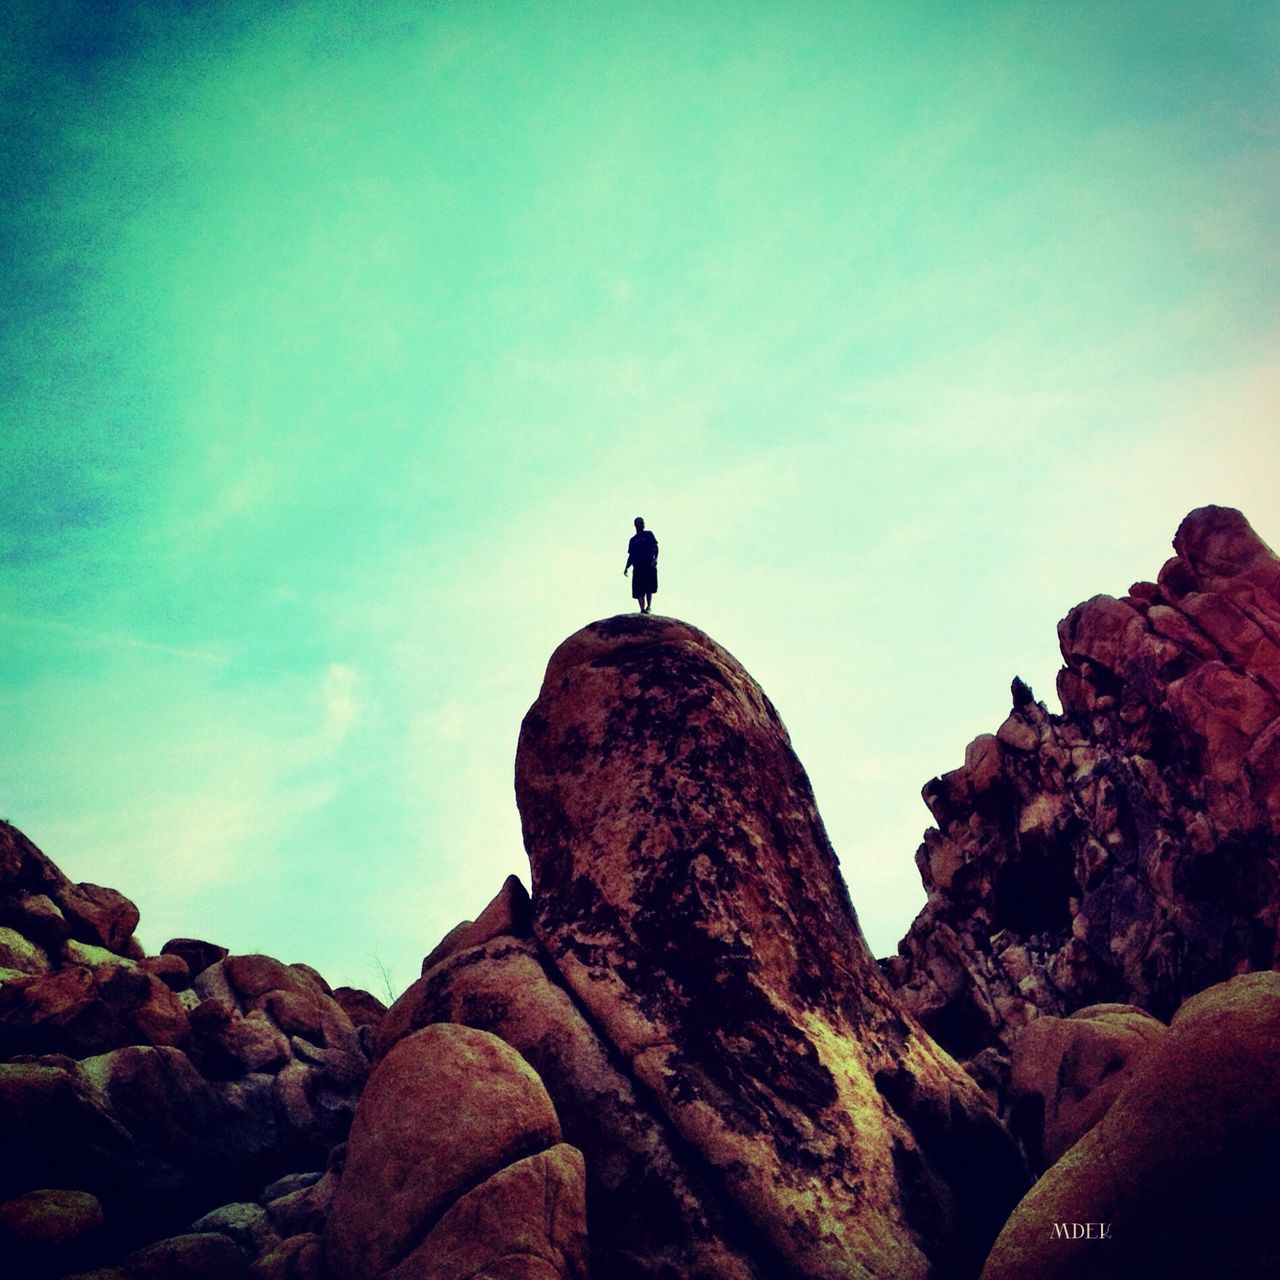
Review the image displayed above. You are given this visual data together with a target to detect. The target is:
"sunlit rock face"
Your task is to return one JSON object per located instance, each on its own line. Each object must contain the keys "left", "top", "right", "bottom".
{"left": 379, "top": 932, "right": 763, "bottom": 1280}
{"left": 516, "top": 615, "right": 1025, "bottom": 1280}
{"left": 325, "top": 1023, "right": 587, "bottom": 1280}
{"left": 883, "top": 506, "right": 1280, "bottom": 1114}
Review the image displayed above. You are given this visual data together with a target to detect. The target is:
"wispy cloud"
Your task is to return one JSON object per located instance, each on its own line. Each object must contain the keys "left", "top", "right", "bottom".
{"left": 0, "top": 613, "right": 229, "bottom": 665}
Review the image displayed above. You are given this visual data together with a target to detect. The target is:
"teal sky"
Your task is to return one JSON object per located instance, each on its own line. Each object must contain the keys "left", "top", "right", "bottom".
{"left": 3, "top": 0, "right": 1278, "bottom": 995}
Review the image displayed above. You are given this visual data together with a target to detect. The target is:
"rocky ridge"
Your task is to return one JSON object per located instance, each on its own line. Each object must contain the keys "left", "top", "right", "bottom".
{"left": 883, "top": 505, "right": 1280, "bottom": 1119}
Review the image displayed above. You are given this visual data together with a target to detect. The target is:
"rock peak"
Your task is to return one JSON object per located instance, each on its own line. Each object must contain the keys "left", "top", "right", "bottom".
{"left": 1173, "top": 503, "right": 1280, "bottom": 587}
{"left": 517, "top": 612, "right": 1025, "bottom": 1280}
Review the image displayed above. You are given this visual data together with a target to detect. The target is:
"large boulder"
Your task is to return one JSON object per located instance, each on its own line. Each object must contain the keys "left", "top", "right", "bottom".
{"left": 0, "top": 1187, "right": 105, "bottom": 1276}
{"left": 885, "top": 507, "right": 1280, "bottom": 1106}
{"left": 325, "top": 1022, "right": 586, "bottom": 1280}
{"left": 387, "top": 1146, "right": 588, "bottom": 1280}
{"left": 981, "top": 971, "right": 1280, "bottom": 1280}
{"left": 1007, "top": 1003, "right": 1166, "bottom": 1169}
{"left": 516, "top": 615, "right": 1026, "bottom": 1280}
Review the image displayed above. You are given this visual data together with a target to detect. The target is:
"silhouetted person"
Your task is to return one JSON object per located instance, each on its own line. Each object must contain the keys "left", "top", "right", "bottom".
{"left": 625, "top": 516, "right": 658, "bottom": 614}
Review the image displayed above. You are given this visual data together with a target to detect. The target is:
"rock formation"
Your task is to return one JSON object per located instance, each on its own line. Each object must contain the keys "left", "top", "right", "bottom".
{"left": 1006, "top": 1003, "right": 1165, "bottom": 1170}
{"left": 7, "top": 502, "right": 1278, "bottom": 1279}
{"left": 513, "top": 615, "right": 1026, "bottom": 1280}
{"left": 884, "top": 506, "right": 1280, "bottom": 1115}
{"left": 378, "top": 909, "right": 764, "bottom": 1280}
{"left": 981, "top": 971, "right": 1280, "bottom": 1280}
{"left": 325, "top": 1023, "right": 587, "bottom": 1280}
{"left": 0, "top": 821, "right": 375, "bottom": 1277}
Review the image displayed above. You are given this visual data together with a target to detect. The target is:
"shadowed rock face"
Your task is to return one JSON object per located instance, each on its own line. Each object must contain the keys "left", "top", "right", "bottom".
{"left": 884, "top": 506, "right": 1280, "bottom": 1107}
{"left": 0, "top": 819, "right": 375, "bottom": 1268}
{"left": 981, "top": 972, "right": 1280, "bottom": 1280}
{"left": 516, "top": 615, "right": 1025, "bottom": 1280}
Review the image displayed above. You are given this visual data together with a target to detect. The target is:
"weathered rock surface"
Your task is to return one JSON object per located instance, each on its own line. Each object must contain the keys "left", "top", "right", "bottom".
{"left": 160, "top": 938, "right": 228, "bottom": 979}
{"left": 516, "top": 615, "right": 1027, "bottom": 1280}
{"left": 330, "top": 986, "right": 387, "bottom": 1031}
{"left": 0, "top": 825, "right": 138, "bottom": 953}
{"left": 105, "top": 1230, "right": 251, "bottom": 1279}
{"left": 0, "top": 820, "right": 370, "bottom": 1273}
{"left": 249, "top": 1232, "right": 324, "bottom": 1280}
{"left": 0, "top": 1187, "right": 105, "bottom": 1275}
{"left": 325, "top": 1022, "right": 587, "bottom": 1280}
{"left": 382, "top": 933, "right": 762, "bottom": 1280}
{"left": 981, "top": 971, "right": 1280, "bottom": 1280}
{"left": 885, "top": 507, "right": 1280, "bottom": 1106}
{"left": 389, "top": 1145, "right": 588, "bottom": 1280}
{"left": 1007, "top": 1004, "right": 1166, "bottom": 1170}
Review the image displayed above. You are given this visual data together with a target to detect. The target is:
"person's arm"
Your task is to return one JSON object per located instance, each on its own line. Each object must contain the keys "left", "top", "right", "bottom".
{"left": 624, "top": 546, "right": 632, "bottom": 576}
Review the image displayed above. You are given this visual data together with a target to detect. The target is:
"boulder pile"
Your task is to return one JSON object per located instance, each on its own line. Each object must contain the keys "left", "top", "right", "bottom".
{"left": 0, "top": 821, "right": 376, "bottom": 1277}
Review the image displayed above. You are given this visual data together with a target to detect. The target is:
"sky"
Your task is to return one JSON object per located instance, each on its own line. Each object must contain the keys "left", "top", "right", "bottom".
{"left": 2, "top": 0, "right": 1278, "bottom": 997}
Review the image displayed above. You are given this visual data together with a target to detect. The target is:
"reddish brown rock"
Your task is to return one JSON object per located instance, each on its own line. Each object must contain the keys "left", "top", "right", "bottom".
{"left": 189, "top": 1201, "right": 279, "bottom": 1258}
{"left": 1008, "top": 1004, "right": 1166, "bottom": 1169}
{"left": 160, "top": 939, "right": 228, "bottom": 978}
{"left": 381, "top": 934, "right": 761, "bottom": 1280}
{"left": 249, "top": 1233, "right": 324, "bottom": 1280}
{"left": 330, "top": 987, "right": 386, "bottom": 1031}
{"left": 0, "top": 826, "right": 369, "bottom": 1270}
{"left": 0, "top": 823, "right": 137, "bottom": 958}
{"left": 419, "top": 874, "right": 534, "bottom": 975}
{"left": 981, "top": 972, "right": 1280, "bottom": 1280}
{"left": 224, "top": 956, "right": 320, "bottom": 1004}
{"left": 190, "top": 999, "right": 291, "bottom": 1078}
{"left": 0, "top": 1035, "right": 351, "bottom": 1245}
{"left": 140, "top": 954, "right": 190, "bottom": 991}
{"left": 114, "top": 1231, "right": 250, "bottom": 1278}
{"left": 885, "top": 507, "right": 1280, "bottom": 1111}
{"left": 0, "top": 924, "right": 51, "bottom": 975}
{"left": 60, "top": 883, "right": 140, "bottom": 953}
{"left": 263, "top": 1171, "right": 336, "bottom": 1239}
{"left": 517, "top": 615, "right": 1026, "bottom": 1280}
{"left": 0, "top": 1187, "right": 104, "bottom": 1275}
{"left": 386, "top": 1146, "right": 588, "bottom": 1280}
{"left": 288, "top": 964, "right": 331, "bottom": 995}
{"left": 325, "top": 1023, "right": 572, "bottom": 1280}
{"left": 7, "top": 895, "right": 72, "bottom": 950}
{"left": 0, "top": 962, "right": 190, "bottom": 1058}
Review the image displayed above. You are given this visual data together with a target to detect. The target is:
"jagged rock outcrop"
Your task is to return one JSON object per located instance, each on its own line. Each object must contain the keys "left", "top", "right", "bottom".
{"left": 981, "top": 971, "right": 1280, "bottom": 1280}
{"left": 324, "top": 1023, "right": 588, "bottom": 1280}
{"left": 515, "top": 615, "right": 1026, "bottom": 1280}
{"left": 0, "top": 821, "right": 373, "bottom": 1275}
{"left": 884, "top": 506, "right": 1280, "bottom": 1109}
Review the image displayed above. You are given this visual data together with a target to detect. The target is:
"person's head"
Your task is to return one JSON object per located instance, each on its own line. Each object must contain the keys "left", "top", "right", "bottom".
{"left": 634, "top": 516, "right": 645, "bottom": 531}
